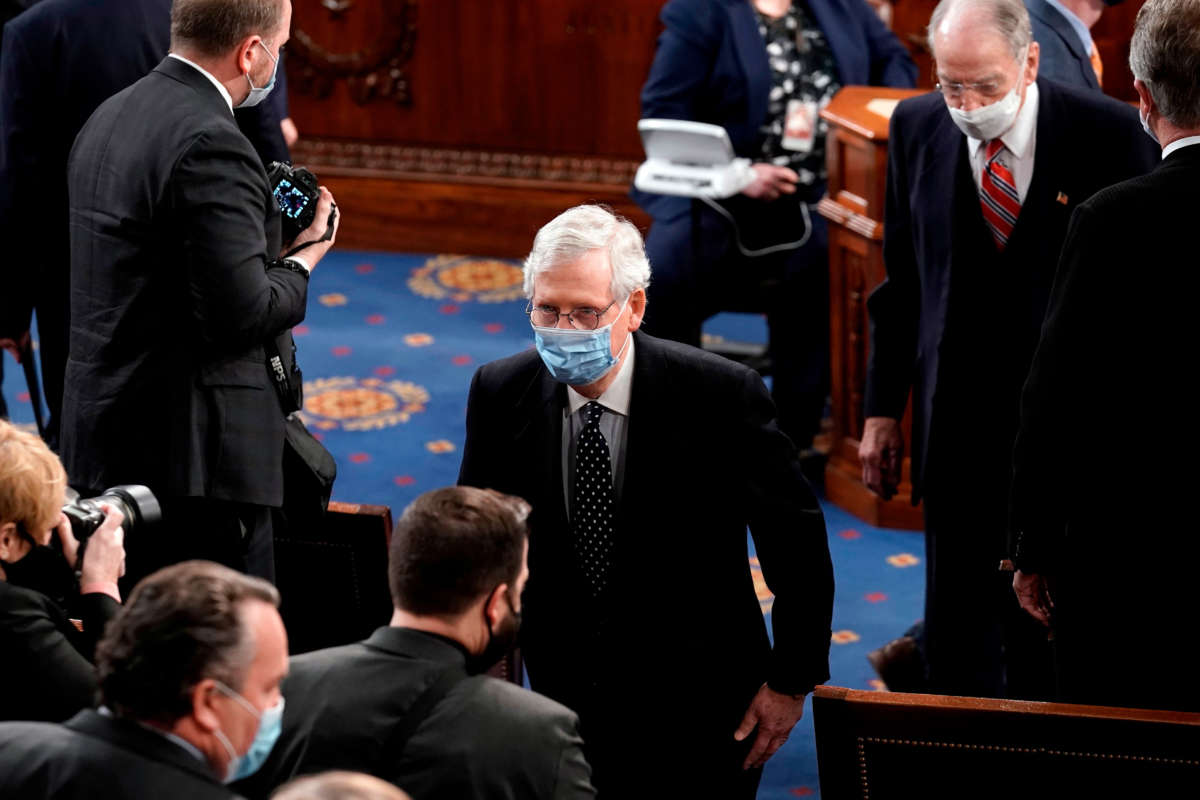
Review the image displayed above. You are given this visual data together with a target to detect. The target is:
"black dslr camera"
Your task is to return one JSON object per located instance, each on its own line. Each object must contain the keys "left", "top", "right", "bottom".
{"left": 267, "top": 161, "right": 337, "bottom": 244}
{"left": 62, "top": 485, "right": 161, "bottom": 542}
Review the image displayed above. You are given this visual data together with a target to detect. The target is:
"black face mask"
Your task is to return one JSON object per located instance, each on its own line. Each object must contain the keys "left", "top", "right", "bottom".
{"left": 1102, "top": 0, "right": 1124, "bottom": 6}
{"left": 467, "top": 591, "right": 522, "bottom": 675}
{"left": 1, "top": 525, "right": 76, "bottom": 607}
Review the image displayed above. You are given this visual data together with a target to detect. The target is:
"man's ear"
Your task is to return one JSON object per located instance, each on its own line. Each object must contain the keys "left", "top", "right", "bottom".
{"left": 1134, "top": 78, "right": 1155, "bottom": 121}
{"left": 1025, "top": 40, "right": 1040, "bottom": 84}
{"left": 484, "top": 583, "right": 511, "bottom": 630}
{"left": 191, "top": 678, "right": 223, "bottom": 734}
{"left": 628, "top": 288, "right": 647, "bottom": 331}
{"left": 235, "top": 34, "right": 262, "bottom": 75}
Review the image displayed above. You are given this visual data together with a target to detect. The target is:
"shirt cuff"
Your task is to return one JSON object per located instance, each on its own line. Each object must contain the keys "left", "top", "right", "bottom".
{"left": 80, "top": 582, "right": 121, "bottom": 603}
{"left": 289, "top": 255, "right": 312, "bottom": 273}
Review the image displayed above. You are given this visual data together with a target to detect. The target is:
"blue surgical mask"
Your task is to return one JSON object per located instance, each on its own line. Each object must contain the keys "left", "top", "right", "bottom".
{"left": 213, "top": 681, "right": 285, "bottom": 783}
{"left": 236, "top": 41, "right": 278, "bottom": 109}
{"left": 533, "top": 301, "right": 630, "bottom": 386}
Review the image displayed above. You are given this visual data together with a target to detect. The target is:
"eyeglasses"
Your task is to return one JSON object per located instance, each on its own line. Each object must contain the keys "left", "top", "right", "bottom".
{"left": 526, "top": 299, "right": 619, "bottom": 330}
{"left": 934, "top": 79, "right": 1006, "bottom": 102}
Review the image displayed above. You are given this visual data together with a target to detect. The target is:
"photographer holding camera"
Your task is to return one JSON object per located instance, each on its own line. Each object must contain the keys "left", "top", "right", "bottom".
{"left": 0, "top": 419, "right": 126, "bottom": 722}
{"left": 61, "top": 0, "right": 340, "bottom": 586}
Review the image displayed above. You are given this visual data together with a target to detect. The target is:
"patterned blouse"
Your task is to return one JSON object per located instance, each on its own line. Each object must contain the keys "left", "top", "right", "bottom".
{"left": 756, "top": 1, "right": 843, "bottom": 188}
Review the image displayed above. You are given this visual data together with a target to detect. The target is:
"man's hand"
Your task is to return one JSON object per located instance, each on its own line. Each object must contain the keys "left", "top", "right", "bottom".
{"left": 283, "top": 186, "right": 340, "bottom": 269}
{"left": 742, "top": 164, "right": 799, "bottom": 202}
{"left": 75, "top": 504, "right": 126, "bottom": 588}
{"left": 279, "top": 117, "right": 299, "bottom": 147}
{"left": 859, "top": 416, "right": 904, "bottom": 499}
{"left": 733, "top": 684, "right": 807, "bottom": 769}
{"left": 1013, "top": 570, "right": 1053, "bottom": 627}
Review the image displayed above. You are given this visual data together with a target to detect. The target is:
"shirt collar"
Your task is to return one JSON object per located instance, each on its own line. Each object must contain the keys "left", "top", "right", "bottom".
{"left": 1044, "top": 0, "right": 1094, "bottom": 54}
{"left": 98, "top": 706, "right": 207, "bottom": 765}
{"left": 967, "top": 81, "right": 1039, "bottom": 160}
{"left": 167, "top": 53, "right": 235, "bottom": 114}
{"left": 567, "top": 334, "right": 635, "bottom": 417}
{"left": 1162, "top": 135, "right": 1200, "bottom": 160}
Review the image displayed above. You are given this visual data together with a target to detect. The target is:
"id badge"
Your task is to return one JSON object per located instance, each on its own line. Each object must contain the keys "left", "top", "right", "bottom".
{"left": 782, "top": 99, "right": 818, "bottom": 153}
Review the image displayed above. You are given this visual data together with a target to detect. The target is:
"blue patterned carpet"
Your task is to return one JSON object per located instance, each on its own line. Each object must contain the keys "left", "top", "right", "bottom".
{"left": 0, "top": 249, "right": 924, "bottom": 799}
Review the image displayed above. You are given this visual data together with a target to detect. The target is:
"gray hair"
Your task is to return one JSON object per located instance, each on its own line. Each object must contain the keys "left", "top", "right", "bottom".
{"left": 927, "top": 0, "right": 1033, "bottom": 61}
{"left": 523, "top": 205, "right": 651, "bottom": 302}
{"left": 170, "top": 0, "right": 284, "bottom": 56}
{"left": 1130, "top": 0, "right": 1200, "bottom": 128}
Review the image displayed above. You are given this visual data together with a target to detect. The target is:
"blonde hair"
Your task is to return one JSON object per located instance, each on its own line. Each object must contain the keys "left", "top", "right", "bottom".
{"left": 0, "top": 420, "right": 67, "bottom": 533}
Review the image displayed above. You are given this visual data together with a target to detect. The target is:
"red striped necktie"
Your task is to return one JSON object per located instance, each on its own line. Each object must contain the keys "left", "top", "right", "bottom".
{"left": 979, "top": 139, "right": 1021, "bottom": 251}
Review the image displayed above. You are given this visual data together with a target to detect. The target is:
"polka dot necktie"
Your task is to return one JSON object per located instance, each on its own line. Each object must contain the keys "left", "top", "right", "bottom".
{"left": 572, "top": 401, "right": 615, "bottom": 598}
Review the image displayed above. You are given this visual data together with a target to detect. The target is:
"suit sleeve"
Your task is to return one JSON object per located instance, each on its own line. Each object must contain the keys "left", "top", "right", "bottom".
{"left": 855, "top": 0, "right": 918, "bottom": 88}
{"left": 458, "top": 367, "right": 498, "bottom": 489}
{"left": 1010, "top": 203, "right": 1106, "bottom": 573}
{"left": 639, "top": 0, "right": 722, "bottom": 121}
{"left": 550, "top": 709, "right": 597, "bottom": 800}
{"left": 3, "top": 592, "right": 98, "bottom": 721}
{"left": 74, "top": 591, "right": 120, "bottom": 662}
{"left": 740, "top": 369, "right": 834, "bottom": 695}
{"left": 171, "top": 129, "right": 308, "bottom": 351}
{"left": 864, "top": 110, "right": 919, "bottom": 420}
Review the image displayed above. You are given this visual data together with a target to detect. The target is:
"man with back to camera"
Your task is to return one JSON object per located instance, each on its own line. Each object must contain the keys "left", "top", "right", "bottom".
{"left": 60, "top": 0, "right": 340, "bottom": 585}
{"left": 235, "top": 486, "right": 595, "bottom": 800}
{"left": 859, "top": 0, "right": 1157, "bottom": 700}
{"left": 0, "top": 560, "right": 289, "bottom": 798}
{"left": 1024, "top": 0, "right": 1121, "bottom": 92}
{"left": 459, "top": 204, "right": 834, "bottom": 798}
{"left": 1010, "top": 0, "right": 1200, "bottom": 712}
{"left": 0, "top": 0, "right": 292, "bottom": 449}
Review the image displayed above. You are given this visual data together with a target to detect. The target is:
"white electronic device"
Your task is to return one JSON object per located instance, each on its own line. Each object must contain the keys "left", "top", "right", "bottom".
{"left": 634, "top": 119, "right": 756, "bottom": 199}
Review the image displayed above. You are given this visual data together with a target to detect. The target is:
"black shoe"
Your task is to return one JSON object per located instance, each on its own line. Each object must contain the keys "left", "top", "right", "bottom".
{"left": 867, "top": 635, "right": 928, "bottom": 692}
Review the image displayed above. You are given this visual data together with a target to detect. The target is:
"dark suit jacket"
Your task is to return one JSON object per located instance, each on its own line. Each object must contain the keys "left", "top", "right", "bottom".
{"left": 0, "top": 709, "right": 237, "bottom": 799}
{"left": 458, "top": 333, "right": 833, "bottom": 754}
{"left": 1025, "top": 0, "right": 1100, "bottom": 92}
{"left": 865, "top": 79, "right": 1158, "bottom": 498}
{"left": 236, "top": 626, "right": 595, "bottom": 800}
{"left": 0, "top": 581, "right": 117, "bottom": 722}
{"left": 0, "top": 0, "right": 289, "bottom": 438}
{"left": 632, "top": 0, "right": 916, "bottom": 223}
{"left": 61, "top": 57, "right": 308, "bottom": 506}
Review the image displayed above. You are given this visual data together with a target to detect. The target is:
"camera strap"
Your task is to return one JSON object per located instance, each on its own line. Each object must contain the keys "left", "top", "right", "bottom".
{"left": 265, "top": 336, "right": 301, "bottom": 415}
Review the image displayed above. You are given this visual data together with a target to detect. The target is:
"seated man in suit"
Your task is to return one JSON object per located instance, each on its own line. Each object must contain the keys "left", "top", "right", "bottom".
{"left": 861, "top": 0, "right": 1156, "bottom": 700}
{"left": 236, "top": 486, "right": 595, "bottom": 800}
{"left": 1024, "top": 0, "right": 1115, "bottom": 92}
{"left": 60, "top": 0, "right": 339, "bottom": 585}
{"left": 0, "top": 560, "right": 289, "bottom": 798}
{"left": 459, "top": 204, "right": 834, "bottom": 798}
{"left": 1011, "top": 0, "right": 1200, "bottom": 712}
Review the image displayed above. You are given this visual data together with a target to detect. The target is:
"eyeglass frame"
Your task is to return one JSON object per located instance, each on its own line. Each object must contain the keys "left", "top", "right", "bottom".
{"left": 525, "top": 297, "right": 623, "bottom": 331}
{"left": 932, "top": 44, "right": 1030, "bottom": 104}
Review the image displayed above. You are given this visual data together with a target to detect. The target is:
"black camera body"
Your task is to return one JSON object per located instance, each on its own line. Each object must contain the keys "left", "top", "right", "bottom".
{"left": 267, "top": 161, "right": 336, "bottom": 244}
{"left": 62, "top": 485, "right": 161, "bottom": 542}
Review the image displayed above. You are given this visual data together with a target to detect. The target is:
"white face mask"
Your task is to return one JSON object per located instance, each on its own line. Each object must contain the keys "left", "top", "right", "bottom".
{"left": 1139, "top": 105, "right": 1159, "bottom": 144}
{"left": 948, "top": 84, "right": 1023, "bottom": 141}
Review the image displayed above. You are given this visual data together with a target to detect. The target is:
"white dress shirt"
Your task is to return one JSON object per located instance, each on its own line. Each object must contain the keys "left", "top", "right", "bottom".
{"left": 968, "top": 82, "right": 1039, "bottom": 203}
{"left": 561, "top": 335, "right": 635, "bottom": 512}
{"left": 1162, "top": 135, "right": 1200, "bottom": 160}
{"left": 167, "top": 53, "right": 234, "bottom": 114}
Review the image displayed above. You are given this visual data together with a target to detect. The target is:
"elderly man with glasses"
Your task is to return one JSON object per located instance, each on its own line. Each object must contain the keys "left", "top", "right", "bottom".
{"left": 458, "top": 204, "right": 833, "bottom": 799}
{"left": 860, "top": 0, "right": 1156, "bottom": 701}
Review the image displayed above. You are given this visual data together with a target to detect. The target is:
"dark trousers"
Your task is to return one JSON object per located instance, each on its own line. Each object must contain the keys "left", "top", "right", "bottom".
{"left": 121, "top": 496, "right": 275, "bottom": 594}
{"left": 642, "top": 193, "right": 830, "bottom": 449}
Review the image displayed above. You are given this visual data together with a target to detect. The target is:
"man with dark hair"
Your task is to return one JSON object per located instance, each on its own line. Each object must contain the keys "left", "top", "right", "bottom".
{"left": 235, "top": 486, "right": 596, "bottom": 800}
{"left": 59, "top": 0, "right": 339, "bottom": 584}
{"left": 0, "top": 0, "right": 291, "bottom": 447}
{"left": 0, "top": 560, "right": 289, "bottom": 798}
{"left": 1011, "top": 0, "right": 1200, "bottom": 712}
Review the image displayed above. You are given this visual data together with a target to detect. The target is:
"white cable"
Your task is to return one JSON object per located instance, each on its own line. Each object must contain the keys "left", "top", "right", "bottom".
{"left": 699, "top": 195, "right": 813, "bottom": 258}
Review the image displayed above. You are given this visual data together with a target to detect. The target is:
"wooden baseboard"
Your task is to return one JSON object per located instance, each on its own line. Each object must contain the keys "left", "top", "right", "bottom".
{"left": 825, "top": 453, "right": 924, "bottom": 531}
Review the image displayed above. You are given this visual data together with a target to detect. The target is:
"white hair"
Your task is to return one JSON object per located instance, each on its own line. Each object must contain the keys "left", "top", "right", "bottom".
{"left": 927, "top": 0, "right": 1033, "bottom": 61}
{"left": 1129, "top": 0, "right": 1200, "bottom": 128}
{"left": 523, "top": 205, "right": 651, "bottom": 301}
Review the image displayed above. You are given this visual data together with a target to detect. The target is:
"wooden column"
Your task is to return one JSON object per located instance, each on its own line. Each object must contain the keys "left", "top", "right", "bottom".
{"left": 818, "top": 87, "right": 923, "bottom": 531}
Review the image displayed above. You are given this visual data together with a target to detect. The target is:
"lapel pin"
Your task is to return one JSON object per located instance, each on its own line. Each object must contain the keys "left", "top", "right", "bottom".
{"left": 1056, "top": 191, "right": 1069, "bottom": 205}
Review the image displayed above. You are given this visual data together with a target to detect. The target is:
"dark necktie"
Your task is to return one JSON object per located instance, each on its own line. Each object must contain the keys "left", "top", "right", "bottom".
{"left": 572, "top": 401, "right": 615, "bottom": 598}
{"left": 979, "top": 139, "right": 1021, "bottom": 251}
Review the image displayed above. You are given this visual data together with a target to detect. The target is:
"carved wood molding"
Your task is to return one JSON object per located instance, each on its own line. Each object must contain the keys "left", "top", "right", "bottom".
{"left": 288, "top": 0, "right": 417, "bottom": 105}
{"left": 291, "top": 138, "right": 641, "bottom": 188}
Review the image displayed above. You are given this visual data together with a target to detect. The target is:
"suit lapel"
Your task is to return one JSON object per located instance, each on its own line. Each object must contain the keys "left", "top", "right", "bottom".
{"left": 1006, "top": 80, "right": 1064, "bottom": 252}
{"left": 515, "top": 366, "right": 568, "bottom": 539}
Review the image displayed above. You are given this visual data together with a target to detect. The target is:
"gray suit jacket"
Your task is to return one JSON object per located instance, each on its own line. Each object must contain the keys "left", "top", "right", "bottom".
{"left": 235, "top": 626, "right": 595, "bottom": 800}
